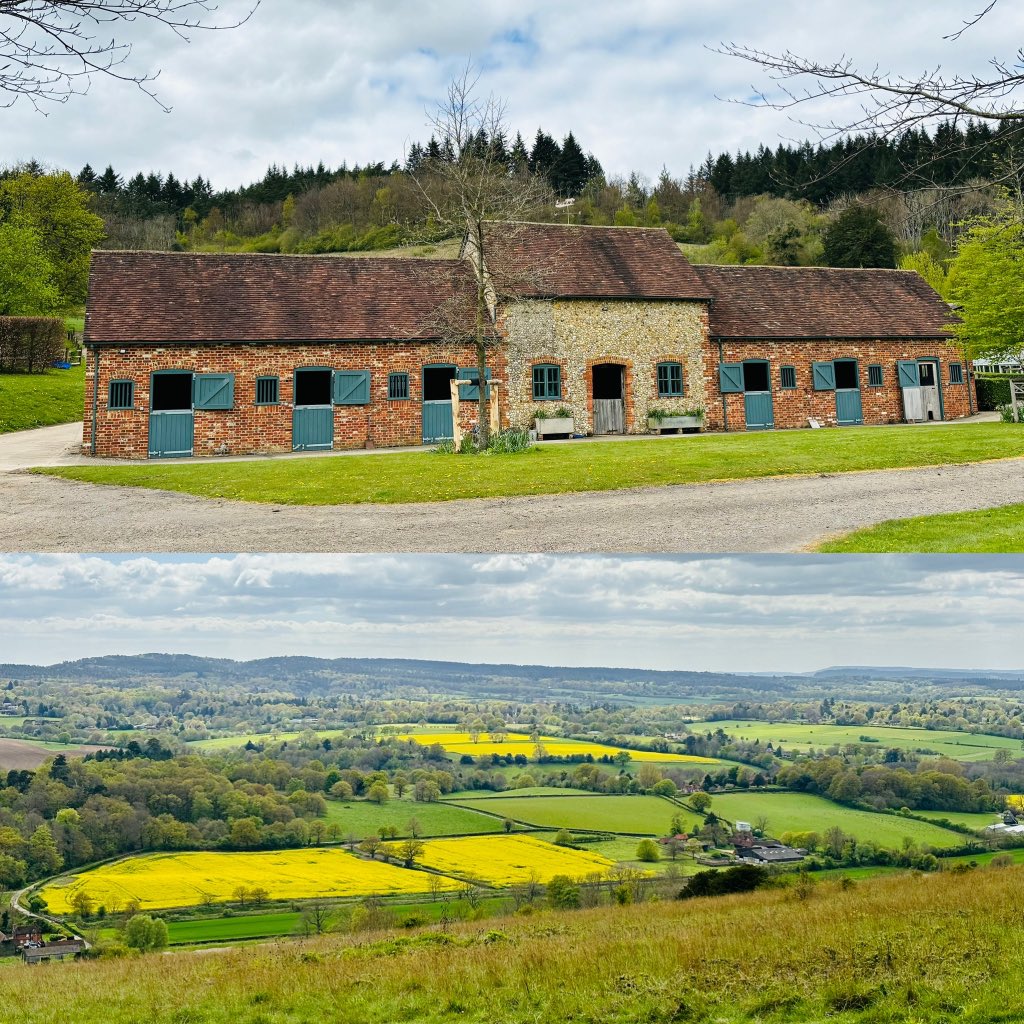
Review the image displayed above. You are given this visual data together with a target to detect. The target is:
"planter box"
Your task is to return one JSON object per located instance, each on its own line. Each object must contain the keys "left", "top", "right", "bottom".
{"left": 649, "top": 415, "right": 702, "bottom": 433}
{"left": 534, "top": 417, "right": 574, "bottom": 438}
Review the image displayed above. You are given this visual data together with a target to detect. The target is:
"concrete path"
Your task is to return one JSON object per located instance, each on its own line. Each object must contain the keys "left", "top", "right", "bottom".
{"left": 3, "top": 458, "right": 1023, "bottom": 553}
{"left": 0, "top": 422, "right": 86, "bottom": 471}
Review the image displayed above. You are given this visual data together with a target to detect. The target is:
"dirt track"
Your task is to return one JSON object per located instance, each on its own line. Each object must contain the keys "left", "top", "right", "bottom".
{"left": 3, "top": 458, "right": 1023, "bottom": 553}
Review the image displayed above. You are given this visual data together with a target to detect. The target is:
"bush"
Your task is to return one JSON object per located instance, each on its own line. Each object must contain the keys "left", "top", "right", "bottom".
{"left": 680, "top": 864, "right": 769, "bottom": 899}
{"left": 0, "top": 317, "right": 65, "bottom": 373}
{"left": 976, "top": 374, "right": 1024, "bottom": 411}
{"left": 636, "top": 839, "right": 661, "bottom": 862}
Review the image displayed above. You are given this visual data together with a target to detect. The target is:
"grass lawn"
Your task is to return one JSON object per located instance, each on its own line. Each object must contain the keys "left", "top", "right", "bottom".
{"left": 710, "top": 792, "right": 967, "bottom": 849}
{"left": 817, "top": 502, "right": 1024, "bottom": 552}
{"left": 448, "top": 794, "right": 702, "bottom": 835}
{"left": 698, "top": 719, "right": 1021, "bottom": 762}
{"left": 0, "top": 363, "right": 84, "bottom": 433}
{"left": 323, "top": 797, "right": 503, "bottom": 838}
{"left": 35, "top": 422, "right": 1024, "bottom": 504}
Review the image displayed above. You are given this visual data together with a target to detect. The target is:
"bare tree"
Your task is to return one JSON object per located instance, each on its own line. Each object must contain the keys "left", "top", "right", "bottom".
{"left": 410, "top": 65, "right": 552, "bottom": 446}
{"left": 0, "top": 1, "right": 259, "bottom": 110}
{"left": 716, "top": 2, "right": 1024, "bottom": 191}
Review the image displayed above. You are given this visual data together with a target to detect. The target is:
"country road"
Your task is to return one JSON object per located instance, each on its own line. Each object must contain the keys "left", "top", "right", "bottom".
{"left": 3, "top": 457, "right": 1023, "bottom": 553}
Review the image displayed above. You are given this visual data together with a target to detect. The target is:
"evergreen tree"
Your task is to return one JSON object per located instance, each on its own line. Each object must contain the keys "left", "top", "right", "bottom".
{"left": 823, "top": 206, "right": 897, "bottom": 268}
{"left": 529, "top": 129, "right": 561, "bottom": 178}
{"left": 550, "top": 132, "right": 589, "bottom": 196}
{"left": 97, "top": 165, "right": 122, "bottom": 195}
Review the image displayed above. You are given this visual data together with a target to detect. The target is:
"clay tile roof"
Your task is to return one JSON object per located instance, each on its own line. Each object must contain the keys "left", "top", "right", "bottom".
{"left": 694, "top": 264, "right": 956, "bottom": 340}
{"left": 481, "top": 222, "right": 711, "bottom": 301}
{"left": 85, "top": 252, "right": 477, "bottom": 345}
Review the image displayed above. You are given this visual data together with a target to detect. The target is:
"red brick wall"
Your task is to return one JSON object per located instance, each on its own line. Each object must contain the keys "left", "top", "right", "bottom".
{"left": 701, "top": 339, "right": 971, "bottom": 431}
{"left": 83, "top": 342, "right": 506, "bottom": 459}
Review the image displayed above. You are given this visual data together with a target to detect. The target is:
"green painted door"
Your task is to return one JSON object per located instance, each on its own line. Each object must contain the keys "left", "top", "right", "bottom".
{"left": 293, "top": 368, "right": 334, "bottom": 451}
{"left": 149, "top": 371, "right": 194, "bottom": 458}
{"left": 834, "top": 360, "right": 863, "bottom": 425}
{"left": 292, "top": 407, "right": 333, "bottom": 451}
{"left": 422, "top": 365, "right": 456, "bottom": 443}
{"left": 148, "top": 410, "right": 194, "bottom": 458}
{"left": 742, "top": 361, "right": 774, "bottom": 430}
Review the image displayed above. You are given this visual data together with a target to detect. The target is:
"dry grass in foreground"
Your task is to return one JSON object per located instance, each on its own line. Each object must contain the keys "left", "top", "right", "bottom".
{"left": 5, "top": 865, "right": 1021, "bottom": 1023}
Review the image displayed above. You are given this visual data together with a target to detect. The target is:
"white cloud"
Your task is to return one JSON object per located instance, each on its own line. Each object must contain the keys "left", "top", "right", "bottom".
{"left": 0, "top": 554, "right": 1022, "bottom": 674}
{"left": 4, "top": 1, "right": 1022, "bottom": 185}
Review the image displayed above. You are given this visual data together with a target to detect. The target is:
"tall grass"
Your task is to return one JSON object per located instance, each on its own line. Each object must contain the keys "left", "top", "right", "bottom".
{"left": 8, "top": 866, "right": 1021, "bottom": 1023}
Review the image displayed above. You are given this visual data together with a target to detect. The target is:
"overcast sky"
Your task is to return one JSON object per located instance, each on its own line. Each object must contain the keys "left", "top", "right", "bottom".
{"left": 5, "top": 1, "right": 1022, "bottom": 189}
{"left": 1, "top": 554, "right": 1022, "bottom": 673}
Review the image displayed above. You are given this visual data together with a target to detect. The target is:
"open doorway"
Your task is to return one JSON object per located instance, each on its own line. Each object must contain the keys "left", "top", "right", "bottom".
{"left": 149, "top": 371, "right": 194, "bottom": 458}
{"left": 422, "top": 364, "right": 457, "bottom": 443}
{"left": 592, "top": 363, "right": 625, "bottom": 434}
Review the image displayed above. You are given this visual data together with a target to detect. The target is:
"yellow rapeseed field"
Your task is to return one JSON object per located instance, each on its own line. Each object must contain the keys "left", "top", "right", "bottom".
{"left": 394, "top": 730, "right": 716, "bottom": 763}
{"left": 417, "top": 835, "right": 616, "bottom": 886}
{"left": 40, "top": 849, "right": 460, "bottom": 913}
{"left": 1008, "top": 795, "right": 1024, "bottom": 813}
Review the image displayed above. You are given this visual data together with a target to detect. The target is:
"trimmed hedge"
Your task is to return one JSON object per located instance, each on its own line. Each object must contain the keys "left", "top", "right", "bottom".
{"left": 0, "top": 317, "right": 66, "bottom": 373}
{"left": 976, "top": 374, "right": 1024, "bottom": 411}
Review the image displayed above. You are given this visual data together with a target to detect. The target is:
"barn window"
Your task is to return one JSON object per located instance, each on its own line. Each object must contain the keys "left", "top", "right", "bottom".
{"left": 868, "top": 364, "right": 884, "bottom": 387}
{"left": 255, "top": 376, "right": 279, "bottom": 405}
{"left": 657, "top": 362, "right": 683, "bottom": 397}
{"left": 108, "top": 380, "right": 134, "bottom": 410}
{"left": 388, "top": 372, "right": 410, "bottom": 400}
{"left": 780, "top": 366, "right": 797, "bottom": 390}
{"left": 949, "top": 363, "right": 964, "bottom": 384}
{"left": 533, "top": 364, "right": 561, "bottom": 400}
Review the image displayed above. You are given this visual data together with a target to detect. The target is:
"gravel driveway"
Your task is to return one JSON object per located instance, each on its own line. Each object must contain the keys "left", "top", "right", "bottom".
{"left": 3, "top": 458, "right": 1023, "bottom": 553}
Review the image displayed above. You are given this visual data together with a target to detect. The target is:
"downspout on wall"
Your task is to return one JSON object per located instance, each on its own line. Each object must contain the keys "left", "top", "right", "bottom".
{"left": 90, "top": 345, "right": 99, "bottom": 456}
{"left": 717, "top": 339, "right": 728, "bottom": 431}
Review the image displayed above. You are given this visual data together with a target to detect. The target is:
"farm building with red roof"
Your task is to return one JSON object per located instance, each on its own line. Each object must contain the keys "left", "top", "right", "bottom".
{"left": 81, "top": 222, "right": 970, "bottom": 458}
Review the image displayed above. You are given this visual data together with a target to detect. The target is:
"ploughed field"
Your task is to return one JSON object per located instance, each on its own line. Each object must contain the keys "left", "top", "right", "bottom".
{"left": 0, "top": 736, "right": 108, "bottom": 770}
{"left": 699, "top": 719, "right": 1022, "bottom": 762}
{"left": 38, "top": 837, "right": 614, "bottom": 913}
{"left": 394, "top": 729, "right": 716, "bottom": 763}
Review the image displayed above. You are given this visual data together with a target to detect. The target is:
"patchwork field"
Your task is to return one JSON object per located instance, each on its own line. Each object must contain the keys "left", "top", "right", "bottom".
{"left": 39, "top": 849, "right": 459, "bottom": 913}
{"left": 699, "top": 719, "right": 1021, "bottom": 762}
{"left": 323, "top": 797, "right": 503, "bottom": 837}
{"left": 415, "top": 835, "right": 616, "bottom": 886}
{"left": 188, "top": 730, "right": 346, "bottom": 751}
{"left": 396, "top": 729, "right": 715, "bottom": 764}
{"left": 709, "top": 792, "right": 967, "bottom": 849}
{"left": 451, "top": 793, "right": 703, "bottom": 835}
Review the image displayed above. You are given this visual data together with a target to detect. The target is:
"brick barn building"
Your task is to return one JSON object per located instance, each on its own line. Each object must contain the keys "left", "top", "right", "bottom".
{"left": 82, "top": 222, "right": 969, "bottom": 459}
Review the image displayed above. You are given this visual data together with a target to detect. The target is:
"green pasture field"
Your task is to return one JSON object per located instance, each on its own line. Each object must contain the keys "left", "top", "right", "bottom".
{"left": 37, "top": 423, "right": 1024, "bottom": 505}
{"left": 188, "top": 730, "right": 346, "bottom": 751}
{"left": 323, "top": 797, "right": 503, "bottom": 837}
{"left": 910, "top": 809, "right": 1003, "bottom": 830}
{"left": 940, "top": 847, "right": 1024, "bottom": 869}
{"left": 817, "top": 502, "right": 1024, "bottom": 552}
{"left": 448, "top": 794, "right": 703, "bottom": 835}
{"left": 168, "top": 911, "right": 303, "bottom": 944}
{"left": 699, "top": 719, "right": 1021, "bottom": 761}
{"left": 0, "top": 363, "right": 85, "bottom": 433}
{"left": 709, "top": 792, "right": 967, "bottom": 849}
{"left": 449, "top": 787, "right": 592, "bottom": 799}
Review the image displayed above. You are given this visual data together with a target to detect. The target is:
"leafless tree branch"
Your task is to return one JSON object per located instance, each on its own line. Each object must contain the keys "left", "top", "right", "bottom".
{"left": 0, "top": 0, "right": 259, "bottom": 111}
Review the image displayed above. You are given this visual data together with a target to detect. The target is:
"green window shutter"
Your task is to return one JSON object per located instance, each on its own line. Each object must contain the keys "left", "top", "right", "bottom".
{"left": 897, "top": 361, "right": 919, "bottom": 389}
{"left": 949, "top": 363, "right": 964, "bottom": 384}
{"left": 719, "top": 363, "right": 744, "bottom": 393}
{"left": 457, "top": 367, "right": 491, "bottom": 400}
{"left": 194, "top": 373, "right": 235, "bottom": 410}
{"left": 333, "top": 370, "right": 371, "bottom": 405}
{"left": 812, "top": 362, "right": 836, "bottom": 391}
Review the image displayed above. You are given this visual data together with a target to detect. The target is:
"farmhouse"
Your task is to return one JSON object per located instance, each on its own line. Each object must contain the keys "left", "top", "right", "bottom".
{"left": 82, "top": 223, "right": 970, "bottom": 458}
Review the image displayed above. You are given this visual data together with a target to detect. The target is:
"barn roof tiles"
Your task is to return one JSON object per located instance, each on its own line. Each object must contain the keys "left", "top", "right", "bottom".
{"left": 481, "top": 222, "right": 712, "bottom": 300}
{"left": 85, "top": 252, "right": 478, "bottom": 344}
{"left": 694, "top": 264, "right": 955, "bottom": 340}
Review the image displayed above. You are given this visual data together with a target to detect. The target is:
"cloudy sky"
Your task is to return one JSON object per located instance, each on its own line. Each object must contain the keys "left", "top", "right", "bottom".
{"left": 1, "top": 554, "right": 1022, "bottom": 673}
{"left": 5, "top": 1, "right": 1022, "bottom": 189}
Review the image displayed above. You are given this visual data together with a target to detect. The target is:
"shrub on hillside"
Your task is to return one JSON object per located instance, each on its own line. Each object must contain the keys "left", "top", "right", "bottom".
{"left": 0, "top": 317, "right": 65, "bottom": 373}
{"left": 679, "top": 864, "right": 769, "bottom": 899}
